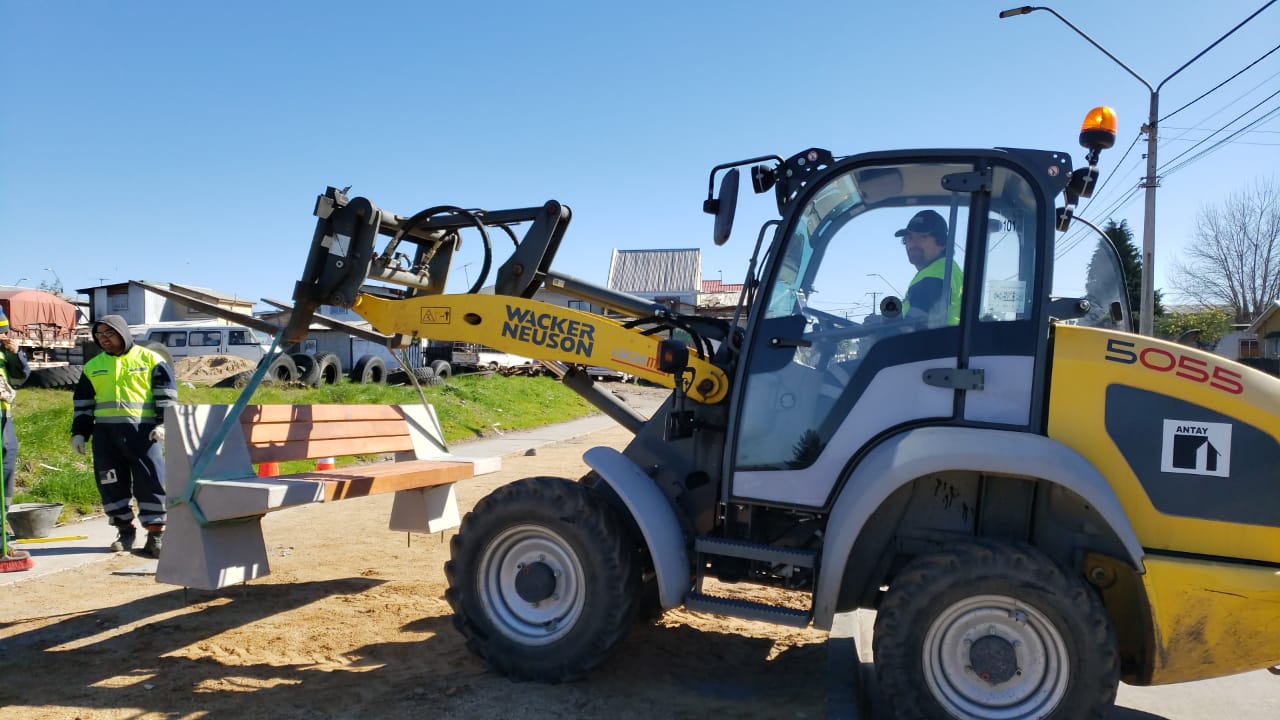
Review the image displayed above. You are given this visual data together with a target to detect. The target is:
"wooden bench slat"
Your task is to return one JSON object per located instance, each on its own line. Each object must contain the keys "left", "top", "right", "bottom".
{"left": 243, "top": 419, "right": 412, "bottom": 445}
{"left": 241, "top": 404, "right": 409, "bottom": 424}
{"left": 248, "top": 436, "right": 416, "bottom": 464}
{"left": 278, "top": 459, "right": 476, "bottom": 501}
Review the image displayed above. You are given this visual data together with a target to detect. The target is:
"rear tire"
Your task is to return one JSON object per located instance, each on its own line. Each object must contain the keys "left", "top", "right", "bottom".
{"left": 873, "top": 541, "right": 1119, "bottom": 720}
{"left": 444, "top": 477, "right": 640, "bottom": 682}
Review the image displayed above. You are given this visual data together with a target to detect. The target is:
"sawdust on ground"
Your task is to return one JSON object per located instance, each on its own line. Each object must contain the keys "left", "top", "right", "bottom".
{"left": 0, "top": 385, "right": 828, "bottom": 720}
{"left": 173, "top": 354, "right": 256, "bottom": 385}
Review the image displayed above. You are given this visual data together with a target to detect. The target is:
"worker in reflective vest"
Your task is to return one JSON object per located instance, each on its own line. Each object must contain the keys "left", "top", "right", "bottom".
{"left": 71, "top": 315, "right": 177, "bottom": 558}
{"left": 1, "top": 307, "right": 31, "bottom": 533}
{"left": 895, "top": 209, "right": 963, "bottom": 327}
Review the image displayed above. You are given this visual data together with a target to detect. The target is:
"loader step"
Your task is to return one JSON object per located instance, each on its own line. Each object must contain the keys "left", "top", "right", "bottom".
{"left": 684, "top": 591, "right": 811, "bottom": 627}
{"left": 695, "top": 535, "right": 817, "bottom": 568}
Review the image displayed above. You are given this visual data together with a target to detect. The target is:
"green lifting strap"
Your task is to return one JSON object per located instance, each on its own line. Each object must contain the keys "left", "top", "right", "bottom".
{"left": 169, "top": 328, "right": 286, "bottom": 527}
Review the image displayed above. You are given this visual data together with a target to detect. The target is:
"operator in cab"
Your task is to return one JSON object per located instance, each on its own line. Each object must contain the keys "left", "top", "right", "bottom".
{"left": 895, "top": 209, "right": 963, "bottom": 327}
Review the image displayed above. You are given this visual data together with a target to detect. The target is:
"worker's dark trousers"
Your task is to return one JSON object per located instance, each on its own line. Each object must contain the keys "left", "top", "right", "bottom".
{"left": 92, "top": 423, "right": 166, "bottom": 529}
{"left": 1, "top": 414, "right": 16, "bottom": 503}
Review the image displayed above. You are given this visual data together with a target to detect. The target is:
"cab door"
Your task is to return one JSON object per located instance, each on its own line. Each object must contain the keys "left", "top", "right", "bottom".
{"left": 728, "top": 156, "right": 1050, "bottom": 508}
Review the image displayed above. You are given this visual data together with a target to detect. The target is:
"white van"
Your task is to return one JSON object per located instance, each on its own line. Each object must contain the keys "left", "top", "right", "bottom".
{"left": 130, "top": 322, "right": 273, "bottom": 362}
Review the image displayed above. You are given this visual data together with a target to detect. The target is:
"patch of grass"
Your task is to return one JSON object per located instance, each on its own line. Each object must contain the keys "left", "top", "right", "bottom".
{"left": 8, "top": 375, "right": 595, "bottom": 519}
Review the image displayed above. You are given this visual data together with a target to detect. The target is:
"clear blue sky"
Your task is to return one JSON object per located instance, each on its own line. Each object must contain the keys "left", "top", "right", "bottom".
{"left": 2, "top": 1, "right": 1276, "bottom": 310}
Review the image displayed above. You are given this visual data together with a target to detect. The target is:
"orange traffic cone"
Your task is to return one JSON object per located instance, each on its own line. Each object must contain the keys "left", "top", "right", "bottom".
{"left": 257, "top": 461, "right": 280, "bottom": 477}
{"left": 315, "top": 457, "right": 336, "bottom": 471}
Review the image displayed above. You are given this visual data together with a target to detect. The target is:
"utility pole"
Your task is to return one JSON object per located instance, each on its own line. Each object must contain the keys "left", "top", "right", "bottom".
{"left": 867, "top": 291, "right": 880, "bottom": 314}
{"left": 1000, "top": 4, "right": 1270, "bottom": 336}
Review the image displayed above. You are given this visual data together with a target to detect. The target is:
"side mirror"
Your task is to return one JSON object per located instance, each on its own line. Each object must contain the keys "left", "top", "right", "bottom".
{"left": 710, "top": 168, "right": 740, "bottom": 246}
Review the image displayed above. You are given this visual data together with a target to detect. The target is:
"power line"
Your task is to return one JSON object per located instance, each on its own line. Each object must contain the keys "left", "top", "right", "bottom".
{"left": 1160, "top": 41, "right": 1280, "bottom": 122}
{"left": 1162, "top": 104, "right": 1280, "bottom": 177}
{"left": 1158, "top": 88, "right": 1280, "bottom": 172}
{"left": 1158, "top": 68, "right": 1280, "bottom": 152}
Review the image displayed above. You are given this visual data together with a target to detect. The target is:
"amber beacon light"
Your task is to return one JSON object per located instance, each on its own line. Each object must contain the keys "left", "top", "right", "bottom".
{"left": 1079, "top": 106, "right": 1117, "bottom": 151}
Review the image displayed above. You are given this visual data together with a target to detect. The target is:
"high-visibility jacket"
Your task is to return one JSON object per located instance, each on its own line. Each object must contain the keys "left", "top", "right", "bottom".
{"left": 74, "top": 345, "right": 174, "bottom": 430}
{"left": 0, "top": 347, "right": 29, "bottom": 420}
{"left": 902, "top": 255, "right": 964, "bottom": 327}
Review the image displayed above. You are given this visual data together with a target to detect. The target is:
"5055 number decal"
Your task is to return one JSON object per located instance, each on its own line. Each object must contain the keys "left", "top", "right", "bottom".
{"left": 1104, "top": 338, "right": 1243, "bottom": 395}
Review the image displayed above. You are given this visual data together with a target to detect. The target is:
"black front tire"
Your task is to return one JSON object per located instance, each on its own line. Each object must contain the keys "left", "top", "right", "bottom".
{"left": 873, "top": 541, "right": 1119, "bottom": 720}
{"left": 444, "top": 476, "right": 640, "bottom": 682}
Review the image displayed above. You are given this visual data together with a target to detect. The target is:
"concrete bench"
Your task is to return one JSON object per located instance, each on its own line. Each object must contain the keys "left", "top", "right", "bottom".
{"left": 156, "top": 403, "right": 500, "bottom": 590}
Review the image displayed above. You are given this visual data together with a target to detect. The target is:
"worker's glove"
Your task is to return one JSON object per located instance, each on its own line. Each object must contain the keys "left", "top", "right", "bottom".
{"left": 149, "top": 426, "right": 165, "bottom": 445}
{"left": 70, "top": 435, "right": 87, "bottom": 455}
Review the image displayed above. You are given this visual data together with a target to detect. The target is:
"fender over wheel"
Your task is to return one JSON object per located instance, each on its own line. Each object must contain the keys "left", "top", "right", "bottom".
{"left": 444, "top": 476, "right": 641, "bottom": 682}
{"left": 873, "top": 541, "right": 1119, "bottom": 720}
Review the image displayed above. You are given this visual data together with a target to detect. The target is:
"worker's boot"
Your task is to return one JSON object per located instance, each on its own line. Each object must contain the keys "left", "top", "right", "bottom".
{"left": 142, "top": 528, "right": 163, "bottom": 559}
{"left": 110, "top": 521, "right": 136, "bottom": 553}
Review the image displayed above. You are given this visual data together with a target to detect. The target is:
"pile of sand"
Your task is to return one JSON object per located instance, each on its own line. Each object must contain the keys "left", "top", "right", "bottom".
{"left": 174, "top": 354, "right": 257, "bottom": 385}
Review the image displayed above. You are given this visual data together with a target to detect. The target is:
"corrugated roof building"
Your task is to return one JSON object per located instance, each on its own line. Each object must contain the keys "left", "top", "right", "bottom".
{"left": 607, "top": 249, "right": 701, "bottom": 312}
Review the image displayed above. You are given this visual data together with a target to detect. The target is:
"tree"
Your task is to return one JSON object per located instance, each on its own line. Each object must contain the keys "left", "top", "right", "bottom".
{"left": 1170, "top": 176, "right": 1280, "bottom": 324}
{"left": 1086, "top": 219, "right": 1163, "bottom": 331}
{"left": 1154, "top": 307, "right": 1233, "bottom": 349}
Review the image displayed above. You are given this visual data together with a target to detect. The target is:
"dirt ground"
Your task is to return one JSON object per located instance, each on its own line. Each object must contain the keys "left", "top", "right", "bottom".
{"left": 0, "top": 386, "right": 829, "bottom": 720}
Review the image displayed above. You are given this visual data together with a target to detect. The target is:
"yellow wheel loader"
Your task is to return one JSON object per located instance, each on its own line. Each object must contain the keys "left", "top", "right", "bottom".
{"left": 285, "top": 107, "right": 1280, "bottom": 719}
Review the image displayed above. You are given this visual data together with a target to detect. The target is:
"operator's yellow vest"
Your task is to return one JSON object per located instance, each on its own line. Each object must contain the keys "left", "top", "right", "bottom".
{"left": 82, "top": 346, "right": 165, "bottom": 423}
{"left": 902, "top": 256, "right": 964, "bottom": 326}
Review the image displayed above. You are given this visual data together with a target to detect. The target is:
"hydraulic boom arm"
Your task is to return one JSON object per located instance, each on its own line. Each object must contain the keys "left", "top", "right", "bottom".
{"left": 288, "top": 187, "right": 731, "bottom": 404}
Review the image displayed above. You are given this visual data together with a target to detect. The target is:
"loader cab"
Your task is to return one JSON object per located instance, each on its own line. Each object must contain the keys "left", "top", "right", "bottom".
{"left": 727, "top": 149, "right": 1123, "bottom": 507}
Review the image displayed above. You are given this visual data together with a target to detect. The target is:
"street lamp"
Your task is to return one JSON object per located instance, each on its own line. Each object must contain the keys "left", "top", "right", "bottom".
{"left": 1000, "top": 5, "right": 1263, "bottom": 336}
{"left": 43, "top": 267, "right": 62, "bottom": 294}
{"left": 867, "top": 273, "right": 902, "bottom": 296}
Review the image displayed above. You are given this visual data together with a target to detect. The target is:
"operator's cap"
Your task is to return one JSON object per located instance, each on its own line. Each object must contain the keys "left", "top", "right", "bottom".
{"left": 894, "top": 209, "right": 948, "bottom": 241}
{"left": 0, "top": 307, "right": 8, "bottom": 332}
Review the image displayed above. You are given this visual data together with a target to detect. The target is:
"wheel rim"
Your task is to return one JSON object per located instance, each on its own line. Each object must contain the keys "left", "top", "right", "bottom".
{"left": 922, "top": 594, "right": 1070, "bottom": 719}
{"left": 477, "top": 523, "right": 585, "bottom": 646}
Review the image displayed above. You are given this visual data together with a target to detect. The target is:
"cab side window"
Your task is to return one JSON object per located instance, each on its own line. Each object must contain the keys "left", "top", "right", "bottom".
{"left": 979, "top": 169, "right": 1037, "bottom": 323}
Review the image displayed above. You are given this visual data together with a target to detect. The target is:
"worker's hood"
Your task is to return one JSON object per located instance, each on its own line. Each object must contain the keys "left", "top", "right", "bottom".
{"left": 92, "top": 315, "right": 134, "bottom": 355}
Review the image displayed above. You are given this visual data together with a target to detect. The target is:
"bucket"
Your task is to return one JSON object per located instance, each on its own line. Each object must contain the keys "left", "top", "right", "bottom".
{"left": 7, "top": 503, "right": 65, "bottom": 539}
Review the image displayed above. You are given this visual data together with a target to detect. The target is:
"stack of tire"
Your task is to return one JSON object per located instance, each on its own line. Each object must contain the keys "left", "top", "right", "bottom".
{"left": 23, "top": 364, "right": 83, "bottom": 389}
{"left": 387, "top": 359, "right": 450, "bottom": 386}
{"left": 216, "top": 352, "right": 347, "bottom": 389}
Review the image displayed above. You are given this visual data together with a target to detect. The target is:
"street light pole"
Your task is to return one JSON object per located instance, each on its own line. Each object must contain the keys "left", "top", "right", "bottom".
{"left": 999, "top": 5, "right": 1158, "bottom": 335}
{"left": 43, "top": 267, "right": 63, "bottom": 295}
{"left": 1000, "top": 4, "right": 1269, "bottom": 336}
